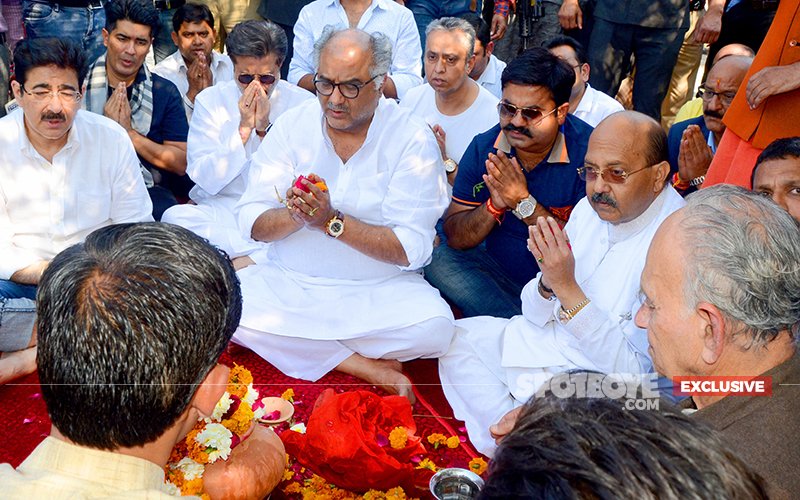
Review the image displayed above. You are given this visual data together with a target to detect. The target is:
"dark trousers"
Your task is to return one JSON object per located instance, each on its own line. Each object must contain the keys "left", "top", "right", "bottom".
{"left": 588, "top": 18, "right": 686, "bottom": 120}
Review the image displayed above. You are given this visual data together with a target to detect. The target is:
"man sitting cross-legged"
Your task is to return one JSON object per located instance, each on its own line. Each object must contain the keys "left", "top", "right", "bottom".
{"left": 439, "top": 111, "right": 684, "bottom": 455}
{"left": 233, "top": 27, "right": 454, "bottom": 401}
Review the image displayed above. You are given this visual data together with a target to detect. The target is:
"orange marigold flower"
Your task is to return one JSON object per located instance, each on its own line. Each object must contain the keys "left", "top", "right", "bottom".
{"left": 227, "top": 364, "right": 253, "bottom": 398}
{"left": 282, "top": 469, "right": 294, "bottom": 481}
{"left": 389, "top": 426, "right": 408, "bottom": 449}
{"left": 222, "top": 402, "right": 254, "bottom": 436}
{"left": 469, "top": 457, "right": 488, "bottom": 475}
{"left": 385, "top": 486, "right": 408, "bottom": 499}
{"left": 281, "top": 388, "right": 295, "bottom": 402}
{"left": 416, "top": 458, "right": 438, "bottom": 472}
{"left": 284, "top": 482, "right": 302, "bottom": 494}
{"left": 185, "top": 427, "right": 210, "bottom": 464}
{"left": 446, "top": 436, "right": 460, "bottom": 449}
{"left": 426, "top": 433, "right": 447, "bottom": 449}
{"left": 182, "top": 477, "right": 204, "bottom": 496}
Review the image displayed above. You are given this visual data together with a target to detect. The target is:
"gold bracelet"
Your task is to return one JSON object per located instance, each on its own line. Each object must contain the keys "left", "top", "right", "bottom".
{"left": 558, "top": 297, "right": 590, "bottom": 324}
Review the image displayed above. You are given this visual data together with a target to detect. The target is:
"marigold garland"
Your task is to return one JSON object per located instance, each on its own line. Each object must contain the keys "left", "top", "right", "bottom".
{"left": 226, "top": 364, "right": 253, "bottom": 398}
{"left": 221, "top": 401, "right": 254, "bottom": 436}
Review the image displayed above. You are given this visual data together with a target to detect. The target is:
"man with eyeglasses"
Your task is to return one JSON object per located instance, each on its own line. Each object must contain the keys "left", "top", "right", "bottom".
{"left": 162, "top": 20, "right": 312, "bottom": 270}
{"left": 400, "top": 17, "right": 498, "bottom": 186}
{"left": 424, "top": 47, "right": 592, "bottom": 319}
{"left": 152, "top": 3, "right": 234, "bottom": 120}
{"left": 0, "top": 38, "right": 152, "bottom": 383}
{"left": 232, "top": 27, "right": 454, "bottom": 401}
{"left": 439, "top": 110, "right": 684, "bottom": 456}
{"left": 667, "top": 55, "right": 751, "bottom": 196}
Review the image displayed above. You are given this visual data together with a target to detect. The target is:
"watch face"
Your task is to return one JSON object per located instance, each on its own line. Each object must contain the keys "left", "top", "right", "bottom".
{"left": 329, "top": 220, "right": 344, "bottom": 235}
{"left": 518, "top": 199, "right": 535, "bottom": 218}
{"left": 444, "top": 159, "right": 457, "bottom": 173}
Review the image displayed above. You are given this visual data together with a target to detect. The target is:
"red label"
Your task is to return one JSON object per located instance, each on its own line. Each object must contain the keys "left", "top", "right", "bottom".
{"left": 673, "top": 376, "right": 772, "bottom": 397}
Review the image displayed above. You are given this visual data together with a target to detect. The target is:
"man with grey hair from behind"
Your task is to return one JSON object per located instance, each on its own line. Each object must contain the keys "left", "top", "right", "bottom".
{"left": 162, "top": 19, "right": 314, "bottom": 270}
{"left": 233, "top": 27, "right": 455, "bottom": 402}
{"left": 636, "top": 184, "right": 800, "bottom": 499}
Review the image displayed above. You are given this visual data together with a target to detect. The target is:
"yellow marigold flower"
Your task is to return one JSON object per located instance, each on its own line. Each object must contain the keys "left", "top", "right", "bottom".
{"left": 427, "top": 433, "right": 447, "bottom": 449}
{"left": 469, "top": 457, "right": 488, "bottom": 475}
{"left": 281, "top": 388, "right": 295, "bottom": 402}
{"left": 446, "top": 436, "right": 460, "bottom": 449}
{"left": 222, "top": 402, "right": 254, "bottom": 436}
{"left": 227, "top": 364, "right": 253, "bottom": 398}
{"left": 389, "top": 426, "right": 408, "bottom": 449}
{"left": 284, "top": 483, "right": 302, "bottom": 494}
{"left": 385, "top": 486, "right": 408, "bottom": 499}
{"left": 282, "top": 469, "right": 294, "bottom": 481}
{"left": 182, "top": 477, "right": 204, "bottom": 496}
{"left": 416, "top": 458, "right": 438, "bottom": 472}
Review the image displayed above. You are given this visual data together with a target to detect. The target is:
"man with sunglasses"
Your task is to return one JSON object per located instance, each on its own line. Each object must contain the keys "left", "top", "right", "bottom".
{"left": 232, "top": 28, "right": 453, "bottom": 401}
{"left": 667, "top": 55, "right": 751, "bottom": 196}
{"left": 439, "top": 110, "right": 684, "bottom": 456}
{"left": 0, "top": 38, "right": 152, "bottom": 382}
{"left": 162, "top": 20, "right": 312, "bottom": 269}
{"left": 424, "top": 47, "right": 592, "bottom": 319}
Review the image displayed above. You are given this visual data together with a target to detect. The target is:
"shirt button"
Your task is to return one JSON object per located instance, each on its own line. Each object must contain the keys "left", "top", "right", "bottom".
{"left": 790, "top": 40, "right": 798, "bottom": 47}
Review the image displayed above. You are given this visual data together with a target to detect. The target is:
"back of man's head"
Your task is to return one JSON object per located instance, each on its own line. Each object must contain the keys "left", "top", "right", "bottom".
{"left": 501, "top": 47, "right": 574, "bottom": 106}
{"left": 680, "top": 185, "right": 800, "bottom": 347}
{"left": 13, "top": 37, "right": 88, "bottom": 89}
{"left": 480, "top": 387, "right": 769, "bottom": 499}
{"left": 545, "top": 35, "right": 588, "bottom": 65}
{"left": 37, "top": 223, "right": 241, "bottom": 450}
{"left": 105, "top": 0, "right": 160, "bottom": 38}
{"left": 226, "top": 19, "right": 288, "bottom": 67}
{"left": 172, "top": 2, "right": 214, "bottom": 33}
{"left": 460, "top": 13, "right": 490, "bottom": 50}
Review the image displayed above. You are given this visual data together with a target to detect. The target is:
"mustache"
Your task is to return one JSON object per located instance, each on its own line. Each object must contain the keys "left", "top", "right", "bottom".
{"left": 703, "top": 109, "right": 723, "bottom": 120}
{"left": 591, "top": 192, "right": 617, "bottom": 207}
{"left": 41, "top": 112, "right": 66, "bottom": 121}
{"left": 327, "top": 102, "right": 348, "bottom": 113}
{"left": 502, "top": 123, "right": 532, "bottom": 138}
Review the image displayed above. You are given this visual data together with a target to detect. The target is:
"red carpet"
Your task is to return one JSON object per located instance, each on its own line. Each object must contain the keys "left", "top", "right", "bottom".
{"left": 0, "top": 343, "right": 482, "bottom": 497}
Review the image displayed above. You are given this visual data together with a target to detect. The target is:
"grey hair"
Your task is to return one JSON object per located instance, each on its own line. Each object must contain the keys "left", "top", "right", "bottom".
{"left": 425, "top": 17, "right": 476, "bottom": 60}
{"left": 225, "top": 19, "right": 288, "bottom": 66}
{"left": 680, "top": 185, "right": 800, "bottom": 347}
{"left": 312, "top": 26, "right": 393, "bottom": 91}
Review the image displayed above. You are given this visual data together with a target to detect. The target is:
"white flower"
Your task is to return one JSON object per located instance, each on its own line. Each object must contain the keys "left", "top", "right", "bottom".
{"left": 289, "top": 422, "right": 307, "bottom": 434}
{"left": 163, "top": 481, "right": 181, "bottom": 496}
{"left": 211, "top": 392, "right": 233, "bottom": 421}
{"left": 174, "top": 457, "right": 205, "bottom": 481}
{"left": 195, "top": 422, "right": 233, "bottom": 462}
{"left": 243, "top": 383, "right": 259, "bottom": 407}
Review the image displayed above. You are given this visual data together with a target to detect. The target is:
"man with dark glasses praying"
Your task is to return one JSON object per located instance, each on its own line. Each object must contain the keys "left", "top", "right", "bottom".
{"left": 161, "top": 19, "right": 312, "bottom": 270}
{"left": 424, "top": 47, "right": 593, "bottom": 319}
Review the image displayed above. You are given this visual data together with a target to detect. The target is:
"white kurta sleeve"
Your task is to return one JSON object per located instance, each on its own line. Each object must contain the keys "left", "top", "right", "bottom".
{"left": 520, "top": 275, "right": 558, "bottom": 326}
{"left": 187, "top": 91, "right": 250, "bottom": 196}
{"left": 110, "top": 135, "right": 154, "bottom": 223}
{"left": 0, "top": 199, "right": 40, "bottom": 280}
{"left": 388, "top": 9, "right": 423, "bottom": 100}
{"left": 287, "top": 8, "right": 315, "bottom": 86}
{"left": 383, "top": 125, "right": 448, "bottom": 270}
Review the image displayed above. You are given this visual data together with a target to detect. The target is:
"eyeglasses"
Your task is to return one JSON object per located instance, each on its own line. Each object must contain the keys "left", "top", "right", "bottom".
{"left": 237, "top": 73, "right": 276, "bottom": 85}
{"left": 313, "top": 74, "right": 383, "bottom": 99}
{"left": 21, "top": 85, "right": 82, "bottom": 103}
{"left": 577, "top": 164, "right": 652, "bottom": 184}
{"left": 497, "top": 101, "right": 557, "bottom": 125}
{"left": 698, "top": 83, "right": 736, "bottom": 107}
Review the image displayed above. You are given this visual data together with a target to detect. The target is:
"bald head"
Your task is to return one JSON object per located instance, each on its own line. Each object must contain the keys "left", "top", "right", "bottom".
{"left": 312, "top": 26, "right": 392, "bottom": 85}
{"left": 709, "top": 55, "right": 752, "bottom": 81}
{"left": 713, "top": 43, "right": 755, "bottom": 64}
{"left": 597, "top": 111, "right": 668, "bottom": 168}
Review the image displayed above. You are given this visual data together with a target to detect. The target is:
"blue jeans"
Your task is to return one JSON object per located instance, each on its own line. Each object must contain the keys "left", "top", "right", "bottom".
{"left": 0, "top": 281, "right": 36, "bottom": 352}
{"left": 0, "top": 279, "right": 37, "bottom": 300}
{"left": 424, "top": 242, "right": 523, "bottom": 319}
{"left": 153, "top": 7, "right": 179, "bottom": 64}
{"left": 22, "top": 0, "right": 107, "bottom": 64}
{"left": 405, "top": 0, "right": 480, "bottom": 54}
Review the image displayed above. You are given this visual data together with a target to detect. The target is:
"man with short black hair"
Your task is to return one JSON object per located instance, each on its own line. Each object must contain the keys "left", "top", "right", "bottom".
{"left": 752, "top": 137, "right": 800, "bottom": 223}
{"left": 83, "top": 0, "right": 189, "bottom": 220}
{"left": 546, "top": 35, "right": 623, "bottom": 127}
{"left": 425, "top": 47, "right": 592, "bottom": 318}
{"left": 153, "top": 2, "right": 234, "bottom": 119}
{"left": 461, "top": 14, "right": 505, "bottom": 99}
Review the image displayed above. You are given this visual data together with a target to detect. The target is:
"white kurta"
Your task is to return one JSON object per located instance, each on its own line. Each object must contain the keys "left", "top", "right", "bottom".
{"left": 152, "top": 50, "right": 234, "bottom": 120}
{"left": 161, "top": 79, "right": 314, "bottom": 260}
{"left": 439, "top": 186, "right": 686, "bottom": 455}
{"left": 400, "top": 82, "right": 498, "bottom": 164}
{"left": 287, "top": 0, "right": 423, "bottom": 100}
{"left": 0, "top": 109, "right": 153, "bottom": 279}
{"left": 233, "top": 98, "right": 454, "bottom": 380}
{"left": 573, "top": 83, "right": 625, "bottom": 127}
{"left": 475, "top": 54, "right": 506, "bottom": 99}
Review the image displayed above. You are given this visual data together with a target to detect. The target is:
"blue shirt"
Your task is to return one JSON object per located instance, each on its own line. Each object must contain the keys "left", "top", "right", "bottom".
{"left": 450, "top": 115, "right": 592, "bottom": 286}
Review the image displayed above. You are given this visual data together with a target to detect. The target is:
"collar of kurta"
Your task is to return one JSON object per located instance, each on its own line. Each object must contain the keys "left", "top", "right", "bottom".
{"left": 16, "top": 108, "right": 79, "bottom": 159}
{"left": 493, "top": 126, "right": 571, "bottom": 165}
{"left": 606, "top": 185, "right": 673, "bottom": 244}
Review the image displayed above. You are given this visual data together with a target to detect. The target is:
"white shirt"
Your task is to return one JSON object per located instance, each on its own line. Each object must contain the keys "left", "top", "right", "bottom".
{"left": 288, "top": 0, "right": 423, "bottom": 99}
{"left": 0, "top": 109, "right": 153, "bottom": 279}
{"left": 153, "top": 50, "right": 234, "bottom": 120}
{"left": 188, "top": 79, "right": 314, "bottom": 208}
{"left": 475, "top": 54, "right": 506, "bottom": 99}
{"left": 400, "top": 81, "right": 498, "bottom": 163}
{"left": 501, "top": 186, "right": 686, "bottom": 401}
{"left": 573, "top": 83, "right": 624, "bottom": 127}
{"left": 235, "top": 98, "right": 450, "bottom": 339}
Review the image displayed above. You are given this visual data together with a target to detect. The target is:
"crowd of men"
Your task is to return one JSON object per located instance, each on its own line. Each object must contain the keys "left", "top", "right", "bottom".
{"left": 0, "top": 0, "right": 798, "bottom": 497}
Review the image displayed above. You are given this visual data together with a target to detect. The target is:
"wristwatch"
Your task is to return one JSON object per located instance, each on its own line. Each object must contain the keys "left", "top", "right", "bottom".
{"left": 444, "top": 158, "right": 458, "bottom": 174}
{"left": 325, "top": 210, "right": 345, "bottom": 238}
{"left": 512, "top": 194, "right": 537, "bottom": 219}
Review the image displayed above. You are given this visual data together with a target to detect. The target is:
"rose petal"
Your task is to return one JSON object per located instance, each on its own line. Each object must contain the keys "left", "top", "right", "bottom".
{"left": 265, "top": 409, "right": 281, "bottom": 421}
{"left": 458, "top": 426, "right": 466, "bottom": 433}
{"left": 410, "top": 455, "right": 423, "bottom": 463}
{"left": 376, "top": 433, "right": 389, "bottom": 447}
{"left": 28, "top": 393, "right": 42, "bottom": 399}
{"left": 459, "top": 435, "right": 467, "bottom": 442}
{"left": 23, "top": 418, "right": 35, "bottom": 424}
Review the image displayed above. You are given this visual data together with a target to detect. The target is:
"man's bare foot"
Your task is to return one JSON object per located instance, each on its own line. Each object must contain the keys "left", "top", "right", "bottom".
{"left": 232, "top": 255, "right": 255, "bottom": 271}
{"left": 336, "top": 354, "right": 416, "bottom": 404}
{"left": 0, "top": 346, "right": 37, "bottom": 385}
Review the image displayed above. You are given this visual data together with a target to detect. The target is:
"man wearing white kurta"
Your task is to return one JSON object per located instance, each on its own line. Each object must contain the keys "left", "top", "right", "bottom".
{"left": 162, "top": 20, "right": 314, "bottom": 265}
{"left": 288, "top": 0, "right": 422, "bottom": 100}
{"left": 439, "top": 111, "right": 685, "bottom": 455}
{"left": 234, "top": 28, "right": 453, "bottom": 400}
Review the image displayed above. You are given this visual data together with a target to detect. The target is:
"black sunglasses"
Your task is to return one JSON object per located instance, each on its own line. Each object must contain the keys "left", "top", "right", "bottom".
{"left": 238, "top": 74, "right": 277, "bottom": 85}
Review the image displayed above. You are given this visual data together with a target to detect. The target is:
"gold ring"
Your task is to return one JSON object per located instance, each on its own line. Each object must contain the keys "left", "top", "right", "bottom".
{"left": 309, "top": 207, "right": 318, "bottom": 216}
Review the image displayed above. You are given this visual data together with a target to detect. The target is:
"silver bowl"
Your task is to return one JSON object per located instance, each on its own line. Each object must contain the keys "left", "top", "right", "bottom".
{"left": 429, "top": 467, "right": 485, "bottom": 500}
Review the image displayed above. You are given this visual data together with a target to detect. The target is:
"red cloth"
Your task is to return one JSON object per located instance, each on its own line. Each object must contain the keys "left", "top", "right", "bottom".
{"left": 703, "top": 128, "right": 764, "bottom": 188}
{"left": 281, "top": 389, "right": 425, "bottom": 493}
